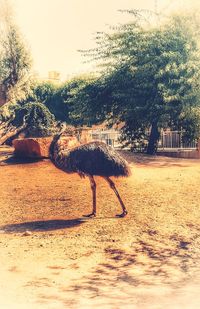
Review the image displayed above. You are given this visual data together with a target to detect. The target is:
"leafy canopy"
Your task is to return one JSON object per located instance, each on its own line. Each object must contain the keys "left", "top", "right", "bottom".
{"left": 0, "top": 0, "right": 32, "bottom": 104}
{"left": 72, "top": 11, "right": 200, "bottom": 153}
{"left": 12, "top": 102, "right": 55, "bottom": 137}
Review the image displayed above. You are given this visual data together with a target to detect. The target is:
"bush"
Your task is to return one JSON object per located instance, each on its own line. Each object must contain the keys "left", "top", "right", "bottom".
{"left": 0, "top": 102, "right": 19, "bottom": 122}
{"left": 11, "top": 102, "right": 55, "bottom": 137}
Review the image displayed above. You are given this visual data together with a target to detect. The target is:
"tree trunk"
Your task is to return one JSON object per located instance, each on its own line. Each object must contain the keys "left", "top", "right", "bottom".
{"left": 146, "top": 121, "right": 160, "bottom": 155}
{"left": 0, "top": 124, "right": 26, "bottom": 145}
{"left": 0, "top": 85, "right": 7, "bottom": 107}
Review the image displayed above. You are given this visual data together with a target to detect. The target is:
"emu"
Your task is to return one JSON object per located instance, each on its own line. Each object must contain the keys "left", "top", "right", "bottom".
{"left": 50, "top": 130, "right": 131, "bottom": 218}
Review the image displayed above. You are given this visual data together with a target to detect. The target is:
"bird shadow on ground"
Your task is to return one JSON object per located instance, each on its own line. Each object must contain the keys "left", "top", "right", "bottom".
{"left": 0, "top": 219, "right": 84, "bottom": 233}
{"left": 0, "top": 155, "right": 43, "bottom": 166}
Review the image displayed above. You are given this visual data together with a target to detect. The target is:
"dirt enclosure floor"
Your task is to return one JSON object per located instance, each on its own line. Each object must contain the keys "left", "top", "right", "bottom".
{"left": 0, "top": 146, "right": 200, "bottom": 309}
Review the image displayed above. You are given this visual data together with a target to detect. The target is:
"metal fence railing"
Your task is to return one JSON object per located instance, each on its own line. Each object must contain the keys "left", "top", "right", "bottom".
{"left": 158, "top": 130, "right": 197, "bottom": 149}
{"left": 91, "top": 129, "right": 121, "bottom": 148}
{"left": 90, "top": 129, "right": 198, "bottom": 150}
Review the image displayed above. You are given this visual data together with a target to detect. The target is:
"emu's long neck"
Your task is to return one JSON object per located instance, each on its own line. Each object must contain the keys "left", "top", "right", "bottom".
{"left": 50, "top": 137, "right": 67, "bottom": 165}
{"left": 50, "top": 135, "right": 79, "bottom": 167}
{"left": 54, "top": 140, "right": 68, "bottom": 161}
{"left": 54, "top": 140, "right": 65, "bottom": 155}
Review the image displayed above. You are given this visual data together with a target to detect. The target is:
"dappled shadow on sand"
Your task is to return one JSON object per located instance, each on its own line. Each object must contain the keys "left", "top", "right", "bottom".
{"left": 68, "top": 240, "right": 194, "bottom": 288}
{"left": 0, "top": 218, "right": 84, "bottom": 233}
{"left": 38, "top": 234, "right": 200, "bottom": 308}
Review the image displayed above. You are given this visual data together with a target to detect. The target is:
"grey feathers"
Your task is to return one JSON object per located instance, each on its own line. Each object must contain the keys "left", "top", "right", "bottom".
{"left": 51, "top": 140, "right": 131, "bottom": 177}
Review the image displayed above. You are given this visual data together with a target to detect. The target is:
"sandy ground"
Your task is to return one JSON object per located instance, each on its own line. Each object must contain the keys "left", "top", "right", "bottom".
{"left": 0, "top": 146, "right": 200, "bottom": 309}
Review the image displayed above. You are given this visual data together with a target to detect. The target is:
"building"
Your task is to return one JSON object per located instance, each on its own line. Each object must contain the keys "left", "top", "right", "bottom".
{"left": 33, "top": 71, "right": 61, "bottom": 84}
{"left": 47, "top": 71, "right": 60, "bottom": 83}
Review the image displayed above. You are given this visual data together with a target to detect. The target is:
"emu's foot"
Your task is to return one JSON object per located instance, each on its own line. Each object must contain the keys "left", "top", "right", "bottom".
{"left": 116, "top": 210, "right": 128, "bottom": 218}
{"left": 83, "top": 213, "right": 96, "bottom": 218}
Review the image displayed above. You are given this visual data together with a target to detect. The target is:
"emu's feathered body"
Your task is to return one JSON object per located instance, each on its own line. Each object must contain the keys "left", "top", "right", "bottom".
{"left": 50, "top": 135, "right": 130, "bottom": 217}
{"left": 53, "top": 141, "right": 130, "bottom": 177}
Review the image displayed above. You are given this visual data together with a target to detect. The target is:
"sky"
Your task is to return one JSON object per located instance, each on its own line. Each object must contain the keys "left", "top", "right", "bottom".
{"left": 10, "top": 0, "right": 197, "bottom": 80}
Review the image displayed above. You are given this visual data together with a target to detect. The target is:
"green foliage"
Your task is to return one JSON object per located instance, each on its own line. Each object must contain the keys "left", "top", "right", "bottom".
{"left": 33, "top": 82, "right": 56, "bottom": 103}
{"left": 65, "top": 75, "right": 102, "bottom": 126}
{"left": 0, "top": 21, "right": 32, "bottom": 103}
{"left": 179, "top": 107, "right": 200, "bottom": 142}
{"left": 0, "top": 102, "right": 19, "bottom": 122}
{"left": 19, "top": 81, "right": 67, "bottom": 120}
{"left": 12, "top": 102, "right": 55, "bottom": 137}
{"left": 78, "top": 11, "right": 200, "bottom": 153}
{"left": 20, "top": 76, "right": 97, "bottom": 124}
{"left": 49, "top": 82, "right": 73, "bottom": 121}
{"left": 19, "top": 81, "right": 66, "bottom": 119}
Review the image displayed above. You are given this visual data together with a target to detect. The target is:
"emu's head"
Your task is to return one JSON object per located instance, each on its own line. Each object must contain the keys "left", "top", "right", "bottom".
{"left": 49, "top": 123, "right": 66, "bottom": 158}
{"left": 49, "top": 123, "right": 79, "bottom": 159}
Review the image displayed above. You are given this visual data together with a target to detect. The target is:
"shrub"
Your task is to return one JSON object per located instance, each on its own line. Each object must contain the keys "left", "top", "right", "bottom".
{"left": 12, "top": 102, "right": 55, "bottom": 137}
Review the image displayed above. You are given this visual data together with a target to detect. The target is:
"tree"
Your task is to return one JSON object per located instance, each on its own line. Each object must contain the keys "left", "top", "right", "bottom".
{"left": 21, "top": 79, "right": 80, "bottom": 122}
{"left": 12, "top": 102, "right": 55, "bottom": 138}
{"left": 78, "top": 11, "right": 200, "bottom": 154}
{"left": 0, "top": 0, "right": 32, "bottom": 105}
{"left": 66, "top": 74, "right": 102, "bottom": 126}
{"left": 47, "top": 81, "right": 72, "bottom": 122}
{"left": 178, "top": 107, "right": 200, "bottom": 143}
{"left": 27, "top": 76, "right": 97, "bottom": 124}
{"left": 21, "top": 81, "right": 60, "bottom": 116}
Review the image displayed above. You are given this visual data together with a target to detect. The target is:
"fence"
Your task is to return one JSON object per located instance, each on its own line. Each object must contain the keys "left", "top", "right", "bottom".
{"left": 158, "top": 130, "right": 197, "bottom": 149}
{"left": 91, "top": 129, "right": 121, "bottom": 148}
{"left": 90, "top": 128, "right": 198, "bottom": 150}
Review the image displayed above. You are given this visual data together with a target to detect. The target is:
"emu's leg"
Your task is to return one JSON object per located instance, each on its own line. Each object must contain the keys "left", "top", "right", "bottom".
{"left": 83, "top": 175, "right": 96, "bottom": 218}
{"left": 104, "top": 177, "right": 128, "bottom": 218}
